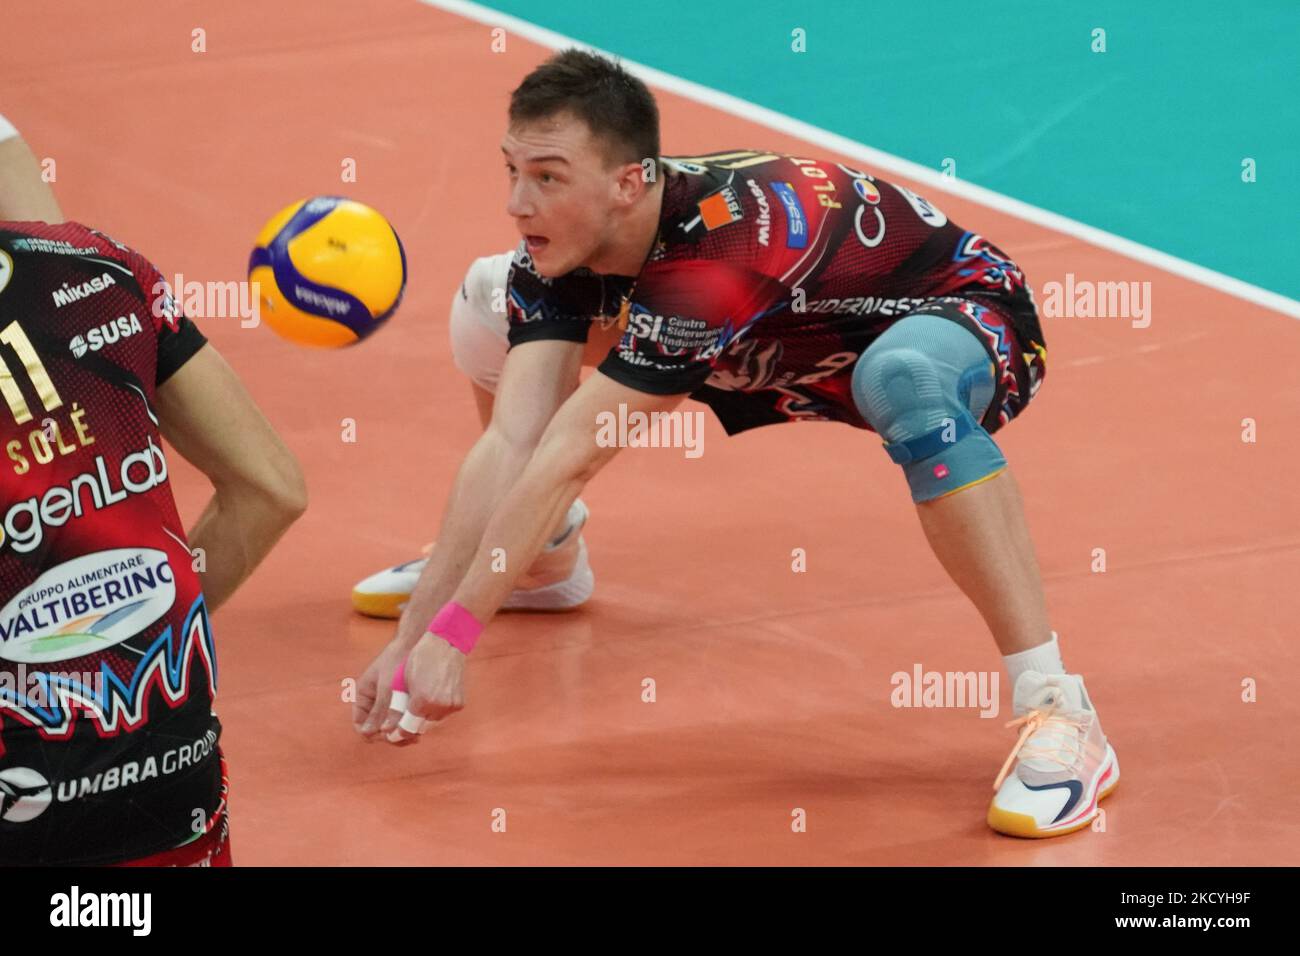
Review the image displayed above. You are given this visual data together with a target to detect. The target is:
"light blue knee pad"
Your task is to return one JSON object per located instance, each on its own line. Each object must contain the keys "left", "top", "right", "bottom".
{"left": 851, "top": 314, "right": 1007, "bottom": 502}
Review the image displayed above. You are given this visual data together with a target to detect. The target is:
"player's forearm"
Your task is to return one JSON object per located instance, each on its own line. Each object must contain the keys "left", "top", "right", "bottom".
{"left": 187, "top": 486, "right": 304, "bottom": 613}
{"left": 451, "top": 435, "right": 605, "bottom": 623}
{"left": 393, "top": 425, "right": 537, "bottom": 645}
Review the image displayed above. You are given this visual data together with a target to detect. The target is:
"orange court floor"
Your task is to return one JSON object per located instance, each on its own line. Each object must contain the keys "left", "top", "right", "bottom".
{"left": 3, "top": 0, "right": 1297, "bottom": 865}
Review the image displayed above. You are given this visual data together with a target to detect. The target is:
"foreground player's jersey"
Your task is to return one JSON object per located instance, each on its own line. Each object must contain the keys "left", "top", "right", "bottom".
{"left": 507, "top": 150, "right": 1047, "bottom": 434}
{"left": 0, "top": 221, "right": 216, "bottom": 864}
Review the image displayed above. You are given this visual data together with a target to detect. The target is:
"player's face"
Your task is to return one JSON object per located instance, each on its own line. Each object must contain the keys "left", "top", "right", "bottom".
{"left": 502, "top": 114, "right": 625, "bottom": 277}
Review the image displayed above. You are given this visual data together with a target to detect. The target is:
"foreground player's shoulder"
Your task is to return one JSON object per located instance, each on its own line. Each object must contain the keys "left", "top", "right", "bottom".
{"left": 0, "top": 221, "right": 166, "bottom": 325}
{"left": 35, "top": 222, "right": 183, "bottom": 336}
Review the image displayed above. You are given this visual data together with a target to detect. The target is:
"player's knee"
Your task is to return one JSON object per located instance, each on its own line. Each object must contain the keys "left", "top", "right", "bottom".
{"left": 851, "top": 314, "right": 1007, "bottom": 503}
{"left": 448, "top": 260, "right": 509, "bottom": 394}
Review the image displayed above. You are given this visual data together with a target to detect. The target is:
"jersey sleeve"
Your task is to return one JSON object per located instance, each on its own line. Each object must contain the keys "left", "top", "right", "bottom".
{"left": 597, "top": 260, "right": 787, "bottom": 396}
{"left": 156, "top": 314, "right": 208, "bottom": 385}
{"left": 92, "top": 230, "right": 209, "bottom": 386}
{"left": 505, "top": 244, "right": 591, "bottom": 347}
{"left": 504, "top": 243, "right": 626, "bottom": 349}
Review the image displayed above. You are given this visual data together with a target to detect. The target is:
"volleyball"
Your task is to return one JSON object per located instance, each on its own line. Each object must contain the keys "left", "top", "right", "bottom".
{"left": 248, "top": 196, "right": 407, "bottom": 347}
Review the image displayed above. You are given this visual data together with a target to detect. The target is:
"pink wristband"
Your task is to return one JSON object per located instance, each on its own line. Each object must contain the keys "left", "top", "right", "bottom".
{"left": 428, "top": 601, "right": 483, "bottom": 655}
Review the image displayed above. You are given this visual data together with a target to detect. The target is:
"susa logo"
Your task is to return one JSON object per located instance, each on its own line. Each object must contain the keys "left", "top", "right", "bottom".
{"left": 69, "top": 312, "right": 144, "bottom": 358}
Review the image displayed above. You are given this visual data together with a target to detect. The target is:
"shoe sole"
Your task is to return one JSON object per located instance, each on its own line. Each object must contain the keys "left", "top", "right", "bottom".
{"left": 987, "top": 744, "right": 1120, "bottom": 839}
{"left": 351, "top": 540, "right": 594, "bottom": 619}
{"left": 350, "top": 590, "right": 593, "bottom": 619}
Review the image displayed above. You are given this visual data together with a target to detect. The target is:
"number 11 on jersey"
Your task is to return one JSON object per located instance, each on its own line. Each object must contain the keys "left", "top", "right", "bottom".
{"left": 0, "top": 321, "right": 63, "bottom": 425}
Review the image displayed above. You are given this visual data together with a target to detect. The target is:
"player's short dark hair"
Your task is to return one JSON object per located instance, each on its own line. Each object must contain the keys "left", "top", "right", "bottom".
{"left": 509, "top": 49, "right": 660, "bottom": 168}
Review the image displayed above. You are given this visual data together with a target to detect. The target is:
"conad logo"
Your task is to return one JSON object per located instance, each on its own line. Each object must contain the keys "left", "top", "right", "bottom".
{"left": 0, "top": 548, "right": 176, "bottom": 664}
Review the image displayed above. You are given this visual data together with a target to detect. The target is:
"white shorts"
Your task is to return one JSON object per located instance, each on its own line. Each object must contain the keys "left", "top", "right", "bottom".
{"left": 449, "top": 250, "right": 514, "bottom": 393}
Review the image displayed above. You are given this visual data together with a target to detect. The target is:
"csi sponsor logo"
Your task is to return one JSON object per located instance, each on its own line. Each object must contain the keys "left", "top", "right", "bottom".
{"left": 0, "top": 437, "right": 169, "bottom": 555}
{"left": 1039, "top": 273, "right": 1152, "bottom": 328}
{"left": 69, "top": 311, "right": 143, "bottom": 357}
{"left": 890, "top": 663, "right": 1000, "bottom": 718}
{"left": 622, "top": 310, "right": 719, "bottom": 353}
{"left": 0, "top": 548, "right": 177, "bottom": 664}
{"left": 151, "top": 274, "right": 260, "bottom": 327}
{"left": 595, "top": 402, "right": 706, "bottom": 459}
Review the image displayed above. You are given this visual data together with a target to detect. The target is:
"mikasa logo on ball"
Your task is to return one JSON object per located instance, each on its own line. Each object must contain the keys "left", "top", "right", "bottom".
{"left": 69, "top": 312, "right": 144, "bottom": 357}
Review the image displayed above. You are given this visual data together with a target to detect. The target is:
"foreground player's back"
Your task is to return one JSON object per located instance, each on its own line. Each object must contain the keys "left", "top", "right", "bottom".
{"left": 0, "top": 220, "right": 219, "bottom": 864}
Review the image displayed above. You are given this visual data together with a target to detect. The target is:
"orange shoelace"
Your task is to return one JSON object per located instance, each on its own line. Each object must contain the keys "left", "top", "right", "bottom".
{"left": 992, "top": 701, "right": 1087, "bottom": 791}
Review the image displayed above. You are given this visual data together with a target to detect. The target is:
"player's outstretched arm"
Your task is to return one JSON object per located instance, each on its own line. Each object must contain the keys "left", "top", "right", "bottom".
{"left": 352, "top": 336, "right": 585, "bottom": 737}
{"left": 378, "top": 369, "right": 688, "bottom": 744}
{"left": 0, "top": 117, "right": 63, "bottom": 222}
{"left": 155, "top": 343, "right": 308, "bottom": 612}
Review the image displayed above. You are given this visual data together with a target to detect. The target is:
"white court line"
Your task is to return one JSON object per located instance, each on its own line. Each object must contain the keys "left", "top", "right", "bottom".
{"left": 422, "top": 0, "right": 1300, "bottom": 322}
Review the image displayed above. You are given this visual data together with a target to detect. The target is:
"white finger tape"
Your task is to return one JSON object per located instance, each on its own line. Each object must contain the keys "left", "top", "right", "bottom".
{"left": 389, "top": 690, "right": 409, "bottom": 712}
{"left": 398, "top": 710, "right": 426, "bottom": 735}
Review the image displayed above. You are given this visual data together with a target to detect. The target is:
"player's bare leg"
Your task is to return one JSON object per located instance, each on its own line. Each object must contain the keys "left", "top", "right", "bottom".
{"left": 914, "top": 466, "right": 1051, "bottom": 655}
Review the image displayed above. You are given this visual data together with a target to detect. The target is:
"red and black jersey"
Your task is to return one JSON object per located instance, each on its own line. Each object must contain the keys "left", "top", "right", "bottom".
{"left": 0, "top": 221, "right": 216, "bottom": 865}
{"left": 507, "top": 150, "right": 1047, "bottom": 434}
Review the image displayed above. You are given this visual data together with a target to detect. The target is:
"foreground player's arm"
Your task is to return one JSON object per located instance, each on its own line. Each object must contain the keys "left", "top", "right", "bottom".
{"left": 0, "top": 116, "right": 63, "bottom": 221}
{"left": 381, "top": 370, "right": 688, "bottom": 742}
{"left": 155, "top": 344, "right": 308, "bottom": 612}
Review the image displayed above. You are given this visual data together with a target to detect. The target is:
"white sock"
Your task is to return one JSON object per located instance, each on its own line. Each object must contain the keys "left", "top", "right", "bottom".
{"left": 1003, "top": 630, "right": 1066, "bottom": 686}
{"left": 544, "top": 500, "right": 586, "bottom": 551}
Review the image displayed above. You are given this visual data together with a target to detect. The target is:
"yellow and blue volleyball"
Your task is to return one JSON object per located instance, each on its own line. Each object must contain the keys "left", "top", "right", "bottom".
{"left": 249, "top": 196, "right": 407, "bottom": 347}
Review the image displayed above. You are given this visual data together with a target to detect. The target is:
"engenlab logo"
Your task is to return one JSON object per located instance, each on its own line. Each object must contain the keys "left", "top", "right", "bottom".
{"left": 0, "top": 766, "right": 52, "bottom": 822}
